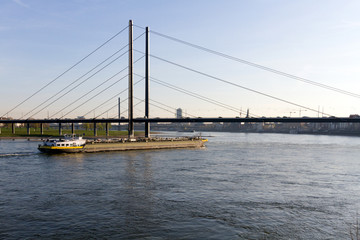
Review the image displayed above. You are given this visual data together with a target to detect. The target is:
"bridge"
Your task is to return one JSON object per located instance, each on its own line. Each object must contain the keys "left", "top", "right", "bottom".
{"left": 1, "top": 20, "right": 360, "bottom": 137}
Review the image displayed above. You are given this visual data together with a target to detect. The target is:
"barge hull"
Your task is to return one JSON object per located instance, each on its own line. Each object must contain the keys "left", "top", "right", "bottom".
{"left": 38, "top": 146, "right": 84, "bottom": 153}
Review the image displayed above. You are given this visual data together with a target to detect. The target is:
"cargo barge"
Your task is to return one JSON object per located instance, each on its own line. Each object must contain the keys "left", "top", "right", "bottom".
{"left": 38, "top": 134, "right": 207, "bottom": 154}
{"left": 84, "top": 137, "right": 206, "bottom": 153}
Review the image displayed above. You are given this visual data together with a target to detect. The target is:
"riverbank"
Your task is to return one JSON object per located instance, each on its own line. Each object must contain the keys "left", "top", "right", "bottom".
{"left": 191, "top": 129, "right": 360, "bottom": 138}
{"left": 0, "top": 128, "right": 147, "bottom": 139}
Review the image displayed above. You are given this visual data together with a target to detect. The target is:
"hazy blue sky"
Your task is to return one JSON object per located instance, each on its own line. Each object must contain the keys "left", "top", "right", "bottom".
{"left": 1, "top": 0, "right": 360, "bottom": 118}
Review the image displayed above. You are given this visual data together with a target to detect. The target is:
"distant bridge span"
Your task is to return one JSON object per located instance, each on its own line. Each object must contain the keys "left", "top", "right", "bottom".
{"left": 2, "top": 117, "right": 359, "bottom": 137}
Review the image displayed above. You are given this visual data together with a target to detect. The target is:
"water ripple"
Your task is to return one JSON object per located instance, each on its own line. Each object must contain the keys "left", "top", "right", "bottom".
{"left": 0, "top": 133, "right": 360, "bottom": 239}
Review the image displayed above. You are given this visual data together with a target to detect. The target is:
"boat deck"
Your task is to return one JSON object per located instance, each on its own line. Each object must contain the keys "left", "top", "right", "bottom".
{"left": 83, "top": 138, "right": 206, "bottom": 152}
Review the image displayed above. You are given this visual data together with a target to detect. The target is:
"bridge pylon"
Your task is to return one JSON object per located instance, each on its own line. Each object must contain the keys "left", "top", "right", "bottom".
{"left": 128, "top": 20, "right": 134, "bottom": 138}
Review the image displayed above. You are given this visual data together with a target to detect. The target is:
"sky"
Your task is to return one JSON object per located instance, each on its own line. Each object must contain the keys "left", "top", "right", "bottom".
{"left": 1, "top": 0, "right": 360, "bottom": 119}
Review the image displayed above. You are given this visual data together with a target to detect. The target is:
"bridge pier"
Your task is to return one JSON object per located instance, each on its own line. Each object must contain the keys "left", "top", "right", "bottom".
{"left": 71, "top": 123, "right": 75, "bottom": 134}
{"left": 12, "top": 123, "right": 15, "bottom": 134}
{"left": 118, "top": 97, "right": 121, "bottom": 131}
{"left": 40, "top": 123, "right": 44, "bottom": 135}
{"left": 106, "top": 123, "right": 109, "bottom": 137}
{"left": 94, "top": 122, "right": 97, "bottom": 137}
{"left": 27, "top": 123, "right": 30, "bottom": 135}
{"left": 59, "top": 123, "right": 62, "bottom": 136}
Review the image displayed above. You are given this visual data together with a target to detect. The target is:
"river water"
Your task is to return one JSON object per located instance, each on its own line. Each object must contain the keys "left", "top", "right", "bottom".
{"left": 1, "top": 132, "right": 360, "bottom": 239}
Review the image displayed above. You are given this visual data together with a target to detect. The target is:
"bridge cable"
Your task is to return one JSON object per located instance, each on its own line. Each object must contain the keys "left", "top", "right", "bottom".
{"left": 148, "top": 53, "right": 333, "bottom": 117}
{"left": 147, "top": 98, "right": 197, "bottom": 118}
{"left": 145, "top": 28, "right": 360, "bottom": 100}
{"left": 150, "top": 78, "right": 255, "bottom": 117}
{"left": 55, "top": 73, "right": 129, "bottom": 119}
{"left": 83, "top": 77, "right": 145, "bottom": 118}
{"left": 134, "top": 97, "right": 178, "bottom": 117}
{"left": 137, "top": 73, "right": 260, "bottom": 117}
{"left": 111, "top": 97, "right": 197, "bottom": 119}
{"left": 22, "top": 46, "right": 129, "bottom": 119}
{"left": 27, "top": 50, "right": 130, "bottom": 119}
{"left": 95, "top": 80, "right": 149, "bottom": 119}
{"left": 2, "top": 25, "right": 129, "bottom": 118}
{"left": 103, "top": 98, "right": 128, "bottom": 119}
{"left": 24, "top": 31, "right": 145, "bottom": 119}
{"left": 54, "top": 55, "right": 144, "bottom": 119}
{"left": 135, "top": 96, "right": 197, "bottom": 118}
{"left": 134, "top": 72, "right": 257, "bottom": 117}
{"left": 103, "top": 98, "right": 144, "bottom": 119}
{"left": 51, "top": 67, "right": 129, "bottom": 119}
{"left": 80, "top": 57, "right": 145, "bottom": 118}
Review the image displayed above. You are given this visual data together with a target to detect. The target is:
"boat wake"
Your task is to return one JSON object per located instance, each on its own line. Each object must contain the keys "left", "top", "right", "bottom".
{"left": 0, "top": 152, "right": 38, "bottom": 158}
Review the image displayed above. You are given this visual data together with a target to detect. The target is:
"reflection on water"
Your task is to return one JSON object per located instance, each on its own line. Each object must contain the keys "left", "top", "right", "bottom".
{"left": 123, "top": 152, "right": 156, "bottom": 237}
{"left": 45, "top": 152, "right": 86, "bottom": 163}
{"left": 1, "top": 133, "right": 360, "bottom": 239}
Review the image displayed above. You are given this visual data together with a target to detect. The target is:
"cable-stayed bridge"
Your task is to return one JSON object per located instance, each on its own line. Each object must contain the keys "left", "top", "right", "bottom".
{"left": 1, "top": 20, "right": 360, "bottom": 137}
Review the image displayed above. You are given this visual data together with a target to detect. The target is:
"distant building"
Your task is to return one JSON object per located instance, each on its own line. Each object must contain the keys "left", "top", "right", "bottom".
{"left": 176, "top": 108, "right": 183, "bottom": 119}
